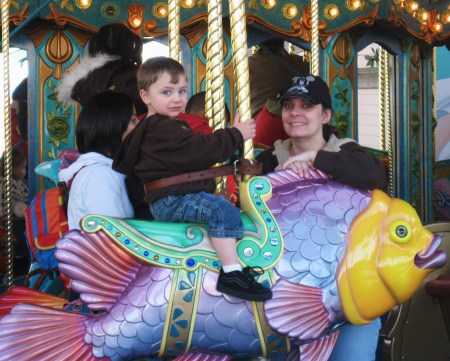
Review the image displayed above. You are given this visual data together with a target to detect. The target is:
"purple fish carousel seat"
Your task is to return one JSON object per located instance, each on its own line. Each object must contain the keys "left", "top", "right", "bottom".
{"left": 0, "top": 170, "right": 446, "bottom": 361}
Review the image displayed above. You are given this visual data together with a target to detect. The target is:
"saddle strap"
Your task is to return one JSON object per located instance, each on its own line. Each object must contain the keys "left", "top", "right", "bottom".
{"left": 144, "top": 159, "right": 262, "bottom": 193}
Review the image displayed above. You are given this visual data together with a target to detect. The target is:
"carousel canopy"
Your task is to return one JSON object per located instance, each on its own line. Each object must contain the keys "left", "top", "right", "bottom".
{"left": 7, "top": 0, "right": 450, "bottom": 48}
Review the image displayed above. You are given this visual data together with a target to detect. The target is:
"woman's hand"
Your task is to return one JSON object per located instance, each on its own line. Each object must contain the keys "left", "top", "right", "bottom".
{"left": 232, "top": 113, "right": 256, "bottom": 142}
{"left": 276, "top": 150, "right": 318, "bottom": 178}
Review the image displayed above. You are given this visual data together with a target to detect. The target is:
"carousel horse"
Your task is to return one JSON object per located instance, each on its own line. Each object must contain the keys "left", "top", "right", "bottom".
{"left": 0, "top": 169, "right": 446, "bottom": 361}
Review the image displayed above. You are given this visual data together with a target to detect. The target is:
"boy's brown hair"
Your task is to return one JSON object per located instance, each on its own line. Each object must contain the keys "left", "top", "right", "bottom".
{"left": 137, "top": 56, "right": 187, "bottom": 91}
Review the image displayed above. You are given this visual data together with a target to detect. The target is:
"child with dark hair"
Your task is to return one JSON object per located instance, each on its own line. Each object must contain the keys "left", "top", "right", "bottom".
{"left": 0, "top": 149, "right": 28, "bottom": 219}
{"left": 179, "top": 90, "right": 231, "bottom": 134}
{"left": 58, "top": 91, "right": 137, "bottom": 230}
{"left": 0, "top": 148, "right": 29, "bottom": 265}
{"left": 114, "top": 57, "right": 272, "bottom": 302}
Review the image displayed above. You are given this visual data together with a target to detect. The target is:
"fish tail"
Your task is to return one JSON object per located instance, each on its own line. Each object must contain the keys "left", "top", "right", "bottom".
{"left": 0, "top": 285, "right": 67, "bottom": 318}
{"left": 0, "top": 303, "right": 106, "bottom": 361}
{"left": 299, "top": 331, "right": 339, "bottom": 361}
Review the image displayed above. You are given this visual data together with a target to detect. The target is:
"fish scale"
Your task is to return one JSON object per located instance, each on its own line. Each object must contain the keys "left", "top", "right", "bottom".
{"left": 82, "top": 266, "right": 264, "bottom": 358}
{"left": 267, "top": 177, "right": 372, "bottom": 323}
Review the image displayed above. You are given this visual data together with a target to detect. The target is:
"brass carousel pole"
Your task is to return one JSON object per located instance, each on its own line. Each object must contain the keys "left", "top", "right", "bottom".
{"left": 206, "top": 0, "right": 227, "bottom": 192}
{"left": 432, "top": 47, "right": 437, "bottom": 162}
{"left": 379, "top": 49, "right": 393, "bottom": 196}
{"left": 168, "top": 0, "right": 181, "bottom": 62}
{"left": 1, "top": 0, "right": 13, "bottom": 287}
{"left": 205, "top": 58, "right": 212, "bottom": 121}
{"left": 310, "top": 0, "right": 319, "bottom": 76}
{"left": 383, "top": 50, "right": 393, "bottom": 196}
{"left": 379, "top": 48, "right": 386, "bottom": 151}
{"left": 228, "top": 0, "right": 252, "bottom": 159}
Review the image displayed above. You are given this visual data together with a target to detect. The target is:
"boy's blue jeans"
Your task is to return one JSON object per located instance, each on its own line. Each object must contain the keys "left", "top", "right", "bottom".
{"left": 149, "top": 192, "right": 244, "bottom": 239}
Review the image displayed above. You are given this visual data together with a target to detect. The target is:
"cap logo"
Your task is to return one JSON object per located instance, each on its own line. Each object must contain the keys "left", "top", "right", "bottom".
{"left": 287, "top": 75, "right": 316, "bottom": 96}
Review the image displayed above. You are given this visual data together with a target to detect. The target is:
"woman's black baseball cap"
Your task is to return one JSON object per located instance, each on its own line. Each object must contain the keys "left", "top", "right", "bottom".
{"left": 276, "top": 74, "right": 332, "bottom": 109}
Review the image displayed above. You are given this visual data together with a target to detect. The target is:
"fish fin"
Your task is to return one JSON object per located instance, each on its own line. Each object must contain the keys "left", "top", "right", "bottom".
{"left": 0, "top": 304, "right": 108, "bottom": 361}
{"left": 173, "top": 352, "right": 233, "bottom": 361}
{"left": 264, "top": 279, "right": 329, "bottom": 339}
{"left": 299, "top": 331, "right": 339, "bottom": 361}
{"left": 55, "top": 229, "right": 143, "bottom": 312}
{"left": 264, "top": 168, "right": 330, "bottom": 188}
{"left": 0, "top": 286, "right": 67, "bottom": 317}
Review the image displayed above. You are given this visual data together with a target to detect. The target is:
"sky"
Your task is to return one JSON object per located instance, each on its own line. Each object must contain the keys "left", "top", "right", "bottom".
{"left": 0, "top": 47, "right": 28, "bottom": 154}
{"left": 143, "top": 40, "right": 169, "bottom": 60}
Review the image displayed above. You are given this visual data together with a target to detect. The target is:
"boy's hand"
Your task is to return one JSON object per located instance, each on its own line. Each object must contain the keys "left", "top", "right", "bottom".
{"left": 232, "top": 113, "right": 256, "bottom": 141}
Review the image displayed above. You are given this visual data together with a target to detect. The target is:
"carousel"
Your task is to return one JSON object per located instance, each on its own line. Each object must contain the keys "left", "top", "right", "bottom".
{"left": 0, "top": 1, "right": 449, "bottom": 360}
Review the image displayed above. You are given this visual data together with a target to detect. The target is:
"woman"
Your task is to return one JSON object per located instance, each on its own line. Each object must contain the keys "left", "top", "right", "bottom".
{"left": 256, "top": 74, "right": 386, "bottom": 361}
{"left": 57, "top": 23, "right": 146, "bottom": 117}
{"left": 58, "top": 92, "right": 137, "bottom": 230}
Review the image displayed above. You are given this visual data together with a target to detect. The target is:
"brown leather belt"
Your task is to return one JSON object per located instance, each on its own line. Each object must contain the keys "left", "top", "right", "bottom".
{"left": 144, "top": 159, "right": 262, "bottom": 193}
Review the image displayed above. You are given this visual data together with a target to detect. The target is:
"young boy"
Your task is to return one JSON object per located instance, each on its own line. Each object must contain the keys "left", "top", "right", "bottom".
{"left": 113, "top": 57, "right": 272, "bottom": 302}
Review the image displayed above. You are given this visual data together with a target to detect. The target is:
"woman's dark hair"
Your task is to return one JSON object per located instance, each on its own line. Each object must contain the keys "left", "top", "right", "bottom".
{"left": 69, "top": 23, "right": 147, "bottom": 116}
{"left": 12, "top": 77, "right": 28, "bottom": 139}
{"left": 318, "top": 104, "right": 341, "bottom": 140}
{"left": 0, "top": 148, "right": 27, "bottom": 177}
{"left": 323, "top": 123, "right": 341, "bottom": 139}
{"left": 76, "top": 92, "right": 133, "bottom": 158}
{"left": 88, "top": 23, "right": 142, "bottom": 65}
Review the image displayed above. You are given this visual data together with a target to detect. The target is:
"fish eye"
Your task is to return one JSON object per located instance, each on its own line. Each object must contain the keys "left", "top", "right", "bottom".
{"left": 389, "top": 221, "right": 412, "bottom": 244}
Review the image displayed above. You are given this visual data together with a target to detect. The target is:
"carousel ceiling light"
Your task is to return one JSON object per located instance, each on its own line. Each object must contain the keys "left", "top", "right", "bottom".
{"left": 443, "top": 11, "right": 450, "bottom": 24}
{"left": 431, "top": 21, "right": 443, "bottom": 33}
{"left": 76, "top": 0, "right": 92, "bottom": 9}
{"left": 406, "top": 1, "right": 419, "bottom": 13}
{"left": 181, "top": 0, "right": 195, "bottom": 8}
{"left": 130, "top": 15, "right": 142, "bottom": 28}
{"left": 283, "top": 4, "right": 298, "bottom": 19}
{"left": 262, "top": 0, "right": 276, "bottom": 9}
{"left": 325, "top": 5, "right": 340, "bottom": 19}
{"left": 155, "top": 4, "right": 168, "bottom": 18}
{"left": 418, "top": 9, "right": 430, "bottom": 22}
{"left": 347, "top": 0, "right": 362, "bottom": 10}
{"left": 103, "top": 4, "right": 119, "bottom": 18}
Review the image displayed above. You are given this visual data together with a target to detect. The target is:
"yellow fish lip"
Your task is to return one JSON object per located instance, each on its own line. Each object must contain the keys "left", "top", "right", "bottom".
{"left": 415, "top": 233, "right": 447, "bottom": 269}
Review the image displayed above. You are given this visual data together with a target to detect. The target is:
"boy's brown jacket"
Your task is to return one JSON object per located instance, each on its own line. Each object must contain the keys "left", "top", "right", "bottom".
{"left": 113, "top": 113, "right": 243, "bottom": 204}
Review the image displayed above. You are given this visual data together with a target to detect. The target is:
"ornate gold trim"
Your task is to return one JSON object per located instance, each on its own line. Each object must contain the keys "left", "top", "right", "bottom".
{"left": 388, "top": 6, "right": 450, "bottom": 45}
{"left": 46, "top": 3, "right": 97, "bottom": 33}
{"left": 159, "top": 268, "right": 202, "bottom": 357}
{"left": 321, "top": 5, "right": 378, "bottom": 37}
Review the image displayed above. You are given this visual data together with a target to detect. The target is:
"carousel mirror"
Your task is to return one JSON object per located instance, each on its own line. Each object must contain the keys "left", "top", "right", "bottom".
{"left": 357, "top": 42, "right": 391, "bottom": 152}
{"left": 357, "top": 43, "right": 382, "bottom": 149}
{"left": 357, "top": 41, "right": 393, "bottom": 195}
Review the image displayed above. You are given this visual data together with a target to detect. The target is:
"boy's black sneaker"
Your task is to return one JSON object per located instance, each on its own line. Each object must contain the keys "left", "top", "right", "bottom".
{"left": 217, "top": 266, "right": 273, "bottom": 302}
